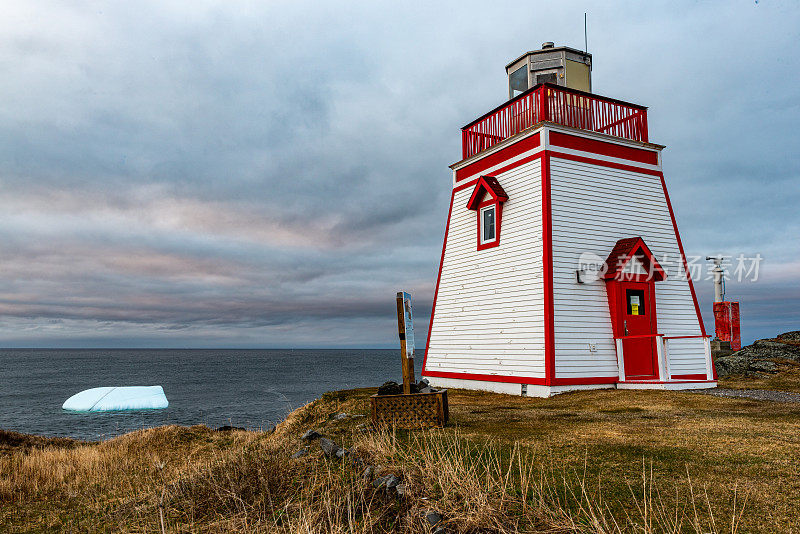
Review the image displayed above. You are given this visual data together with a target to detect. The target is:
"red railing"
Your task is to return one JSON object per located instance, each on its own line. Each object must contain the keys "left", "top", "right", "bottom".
{"left": 461, "top": 83, "right": 649, "bottom": 159}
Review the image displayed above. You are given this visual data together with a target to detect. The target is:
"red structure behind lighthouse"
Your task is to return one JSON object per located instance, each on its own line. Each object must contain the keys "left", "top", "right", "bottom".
{"left": 422, "top": 44, "right": 716, "bottom": 397}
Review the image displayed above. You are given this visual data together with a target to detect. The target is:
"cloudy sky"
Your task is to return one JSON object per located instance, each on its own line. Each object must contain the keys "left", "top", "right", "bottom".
{"left": 0, "top": 1, "right": 797, "bottom": 348}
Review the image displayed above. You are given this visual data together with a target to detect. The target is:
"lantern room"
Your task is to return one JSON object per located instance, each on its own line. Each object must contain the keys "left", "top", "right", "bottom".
{"left": 506, "top": 42, "right": 592, "bottom": 98}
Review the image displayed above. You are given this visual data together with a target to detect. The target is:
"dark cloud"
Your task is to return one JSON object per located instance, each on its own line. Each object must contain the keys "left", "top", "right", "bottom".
{"left": 0, "top": 1, "right": 797, "bottom": 347}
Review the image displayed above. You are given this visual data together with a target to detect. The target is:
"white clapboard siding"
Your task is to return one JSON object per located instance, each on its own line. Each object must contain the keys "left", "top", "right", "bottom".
{"left": 425, "top": 157, "right": 546, "bottom": 378}
{"left": 665, "top": 338, "right": 708, "bottom": 375}
{"left": 549, "top": 157, "right": 706, "bottom": 379}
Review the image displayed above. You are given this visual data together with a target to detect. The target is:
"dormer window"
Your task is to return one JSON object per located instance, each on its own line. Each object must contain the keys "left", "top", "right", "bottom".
{"left": 467, "top": 176, "right": 508, "bottom": 251}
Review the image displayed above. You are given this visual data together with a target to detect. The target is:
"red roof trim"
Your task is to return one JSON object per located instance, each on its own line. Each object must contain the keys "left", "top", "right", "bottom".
{"left": 466, "top": 176, "right": 508, "bottom": 211}
{"left": 549, "top": 131, "right": 658, "bottom": 165}
{"left": 603, "top": 237, "right": 667, "bottom": 282}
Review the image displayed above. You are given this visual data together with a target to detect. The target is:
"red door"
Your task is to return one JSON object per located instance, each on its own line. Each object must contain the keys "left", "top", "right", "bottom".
{"left": 620, "top": 282, "right": 658, "bottom": 379}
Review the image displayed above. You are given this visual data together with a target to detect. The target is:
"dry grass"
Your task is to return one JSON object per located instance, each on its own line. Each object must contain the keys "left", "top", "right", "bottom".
{"left": 1, "top": 383, "right": 798, "bottom": 532}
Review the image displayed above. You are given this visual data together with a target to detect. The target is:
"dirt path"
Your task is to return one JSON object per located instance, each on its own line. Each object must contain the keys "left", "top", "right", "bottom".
{"left": 690, "top": 387, "right": 800, "bottom": 403}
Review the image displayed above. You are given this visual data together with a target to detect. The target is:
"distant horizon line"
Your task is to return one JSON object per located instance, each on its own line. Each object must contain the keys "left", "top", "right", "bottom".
{"left": 0, "top": 346, "right": 417, "bottom": 351}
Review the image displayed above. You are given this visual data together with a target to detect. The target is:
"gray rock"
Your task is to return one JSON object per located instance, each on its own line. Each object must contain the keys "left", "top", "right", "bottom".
{"left": 291, "top": 448, "right": 308, "bottom": 459}
{"left": 373, "top": 474, "right": 401, "bottom": 491}
{"left": 777, "top": 331, "right": 800, "bottom": 342}
{"left": 395, "top": 483, "right": 407, "bottom": 497}
{"left": 714, "top": 334, "right": 800, "bottom": 377}
{"left": 318, "top": 437, "right": 342, "bottom": 459}
{"left": 332, "top": 412, "right": 349, "bottom": 421}
{"left": 362, "top": 465, "right": 374, "bottom": 480}
{"left": 335, "top": 448, "right": 348, "bottom": 459}
{"left": 749, "top": 340, "right": 800, "bottom": 361}
{"left": 301, "top": 429, "right": 322, "bottom": 441}
{"left": 715, "top": 354, "right": 750, "bottom": 377}
{"left": 749, "top": 359, "right": 779, "bottom": 373}
{"left": 424, "top": 511, "right": 443, "bottom": 527}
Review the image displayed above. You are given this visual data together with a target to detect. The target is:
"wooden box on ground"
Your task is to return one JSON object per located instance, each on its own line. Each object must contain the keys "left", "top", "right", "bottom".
{"left": 370, "top": 390, "right": 449, "bottom": 429}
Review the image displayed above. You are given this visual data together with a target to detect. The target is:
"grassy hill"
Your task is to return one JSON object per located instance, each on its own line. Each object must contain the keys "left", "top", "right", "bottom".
{"left": 2, "top": 378, "right": 799, "bottom": 532}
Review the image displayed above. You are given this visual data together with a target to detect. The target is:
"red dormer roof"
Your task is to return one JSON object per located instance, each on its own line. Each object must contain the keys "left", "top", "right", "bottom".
{"left": 603, "top": 237, "right": 667, "bottom": 282}
{"left": 466, "top": 176, "right": 508, "bottom": 210}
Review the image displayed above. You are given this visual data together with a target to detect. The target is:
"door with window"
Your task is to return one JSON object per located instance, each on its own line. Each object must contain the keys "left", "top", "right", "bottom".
{"left": 619, "top": 282, "right": 658, "bottom": 379}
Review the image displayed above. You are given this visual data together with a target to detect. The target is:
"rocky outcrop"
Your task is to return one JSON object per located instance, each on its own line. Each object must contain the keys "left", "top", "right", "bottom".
{"left": 714, "top": 331, "right": 800, "bottom": 377}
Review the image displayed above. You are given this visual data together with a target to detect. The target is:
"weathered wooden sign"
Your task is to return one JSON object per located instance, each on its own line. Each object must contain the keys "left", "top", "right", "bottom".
{"left": 396, "top": 291, "right": 415, "bottom": 394}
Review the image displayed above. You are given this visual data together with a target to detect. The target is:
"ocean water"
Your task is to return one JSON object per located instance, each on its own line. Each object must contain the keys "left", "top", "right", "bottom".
{"left": 0, "top": 349, "right": 399, "bottom": 441}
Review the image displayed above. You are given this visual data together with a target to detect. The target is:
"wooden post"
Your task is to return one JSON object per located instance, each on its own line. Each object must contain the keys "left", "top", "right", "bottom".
{"left": 396, "top": 291, "right": 415, "bottom": 394}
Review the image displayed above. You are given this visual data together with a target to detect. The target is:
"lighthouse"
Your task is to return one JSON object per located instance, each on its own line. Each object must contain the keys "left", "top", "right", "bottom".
{"left": 421, "top": 44, "right": 716, "bottom": 397}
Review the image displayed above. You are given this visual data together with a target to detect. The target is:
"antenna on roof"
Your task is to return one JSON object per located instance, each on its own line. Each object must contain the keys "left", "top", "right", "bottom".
{"left": 584, "top": 13, "right": 588, "bottom": 53}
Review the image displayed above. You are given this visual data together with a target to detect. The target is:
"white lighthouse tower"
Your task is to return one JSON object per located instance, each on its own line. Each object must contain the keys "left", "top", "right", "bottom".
{"left": 421, "top": 44, "right": 716, "bottom": 397}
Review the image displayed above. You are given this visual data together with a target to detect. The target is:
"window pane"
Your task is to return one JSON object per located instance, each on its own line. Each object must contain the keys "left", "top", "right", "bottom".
{"left": 626, "top": 289, "right": 646, "bottom": 316}
{"left": 536, "top": 72, "right": 557, "bottom": 85}
{"left": 482, "top": 207, "right": 495, "bottom": 241}
{"left": 509, "top": 66, "right": 528, "bottom": 98}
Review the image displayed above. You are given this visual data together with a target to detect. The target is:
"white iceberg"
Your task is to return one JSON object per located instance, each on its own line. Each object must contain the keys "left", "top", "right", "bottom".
{"left": 62, "top": 386, "right": 168, "bottom": 412}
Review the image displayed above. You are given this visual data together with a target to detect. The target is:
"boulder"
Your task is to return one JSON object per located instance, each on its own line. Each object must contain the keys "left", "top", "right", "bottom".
{"left": 423, "top": 511, "right": 444, "bottom": 532}
{"left": 749, "top": 359, "right": 779, "bottom": 373}
{"left": 291, "top": 448, "right": 308, "bottom": 459}
{"left": 372, "top": 474, "right": 401, "bottom": 492}
{"left": 777, "top": 331, "right": 800, "bottom": 342}
{"left": 424, "top": 511, "right": 442, "bottom": 527}
{"left": 714, "top": 354, "right": 751, "bottom": 377}
{"left": 748, "top": 340, "right": 800, "bottom": 361}
{"left": 332, "top": 412, "right": 349, "bottom": 421}
{"left": 318, "top": 437, "right": 342, "bottom": 459}
{"left": 301, "top": 429, "right": 322, "bottom": 441}
{"left": 714, "top": 331, "right": 800, "bottom": 377}
{"left": 362, "top": 465, "right": 374, "bottom": 480}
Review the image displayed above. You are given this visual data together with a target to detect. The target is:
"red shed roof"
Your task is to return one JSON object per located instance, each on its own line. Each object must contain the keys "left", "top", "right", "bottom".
{"left": 466, "top": 176, "right": 508, "bottom": 210}
{"left": 603, "top": 237, "right": 666, "bottom": 282}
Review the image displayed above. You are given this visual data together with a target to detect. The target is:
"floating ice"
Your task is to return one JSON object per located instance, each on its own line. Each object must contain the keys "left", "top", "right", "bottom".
{"left": 62, "top": 386, "right": 168, "bottom": 412}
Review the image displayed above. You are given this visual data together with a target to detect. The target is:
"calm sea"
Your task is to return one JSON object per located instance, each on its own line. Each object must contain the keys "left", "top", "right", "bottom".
{"left": 0, "top": 349, "right": 399, "bottom": 441}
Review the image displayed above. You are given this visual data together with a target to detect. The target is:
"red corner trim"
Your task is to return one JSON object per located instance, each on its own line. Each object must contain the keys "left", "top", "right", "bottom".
{"left": 455, "top": 132, "right": 540, "bottom": 182}
{"left": 421, "top": 189, "right": 455, "bottom": 376}
{"left": 549, "top": 131, "right": 658, "bottom": 165}
{"left": 542, "top": 152, "right": 555, "bottom": 386}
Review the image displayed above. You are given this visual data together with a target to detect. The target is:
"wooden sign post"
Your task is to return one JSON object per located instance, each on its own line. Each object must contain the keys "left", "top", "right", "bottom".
{"left": 396, "top": 291, "right": 415, "bottom": 394}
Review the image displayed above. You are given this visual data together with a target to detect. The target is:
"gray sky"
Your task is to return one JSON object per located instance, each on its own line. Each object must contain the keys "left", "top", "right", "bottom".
{"left": 0, "top": 1, "right": 797, "bottom": 348}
